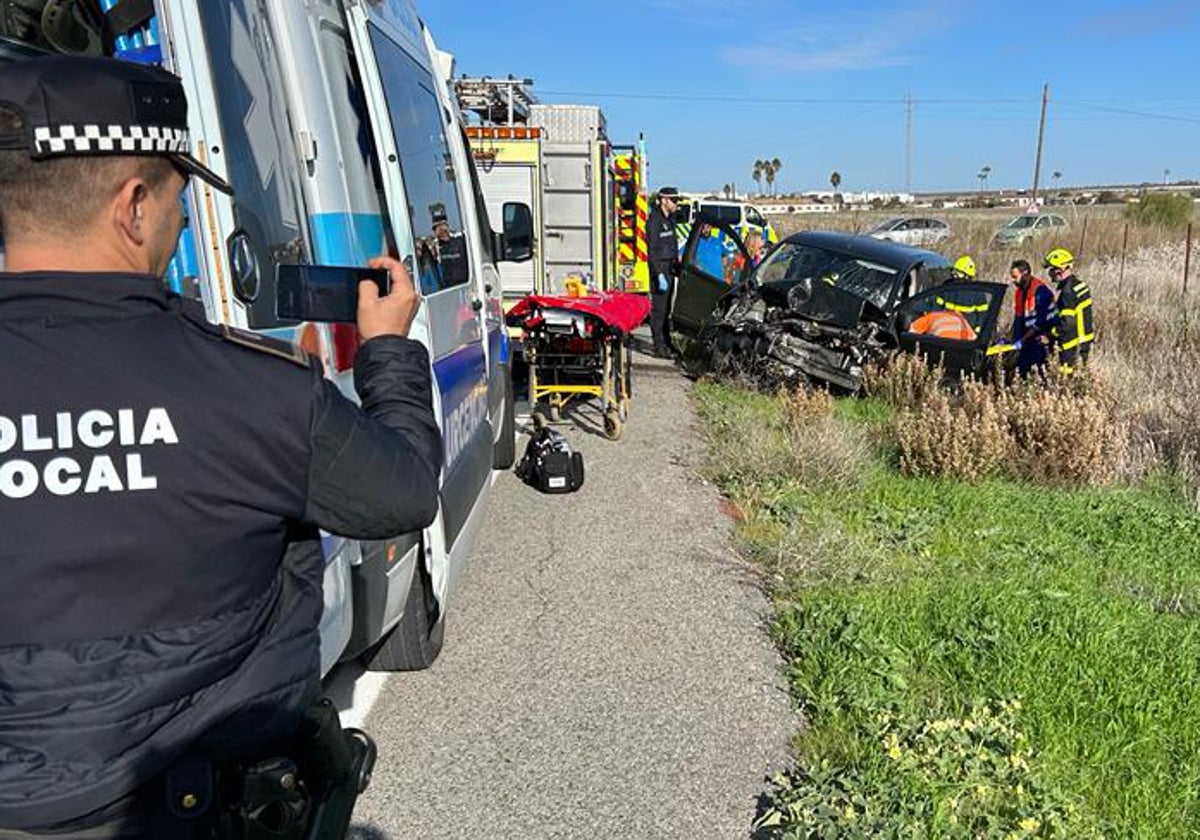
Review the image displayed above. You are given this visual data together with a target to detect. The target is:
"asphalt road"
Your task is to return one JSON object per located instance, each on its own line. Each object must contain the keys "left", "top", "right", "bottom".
{"left": 342, "top": 349, "right": 794, "bottom": 839}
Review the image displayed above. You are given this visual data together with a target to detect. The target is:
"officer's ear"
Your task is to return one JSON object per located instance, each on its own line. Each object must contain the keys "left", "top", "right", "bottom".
{"left": 112, "top": 176, "right": 153, "bottom": 246}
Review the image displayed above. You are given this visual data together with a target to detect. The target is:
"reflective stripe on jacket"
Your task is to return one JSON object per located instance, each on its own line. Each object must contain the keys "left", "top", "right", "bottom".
{"left": 1054, "top": 276, "right": 1095, "bottom": 351}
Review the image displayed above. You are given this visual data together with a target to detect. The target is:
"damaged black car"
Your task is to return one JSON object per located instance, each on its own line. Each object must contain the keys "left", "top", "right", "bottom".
{"left": 670, "top": 226, "right": 1009, "bottom": 391}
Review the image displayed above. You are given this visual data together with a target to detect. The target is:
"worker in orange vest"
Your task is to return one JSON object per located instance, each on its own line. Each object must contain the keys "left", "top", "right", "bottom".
{"left": 909, "top": 309, "right": 977, "bottom": 341}
{"left": 1009, "top": 258, "right": 1056, "bottom": 375}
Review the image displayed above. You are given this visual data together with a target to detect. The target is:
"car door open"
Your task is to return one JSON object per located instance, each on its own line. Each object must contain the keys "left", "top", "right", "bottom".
{"left": 669, "top": 220, "right": 753, "bottom": 337}
{"left": 895, "top": 282, "right": 1007, "bottom": 377}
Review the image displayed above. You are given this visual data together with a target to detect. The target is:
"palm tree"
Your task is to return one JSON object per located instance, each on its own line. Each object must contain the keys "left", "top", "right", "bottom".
{"left": 1052, "top": 170, "right": 1062, "bottom": 187}
{"left": 767, "top": 157, "right": 783, "bottom": 196}
{"left": 977, "top": 165, "right": 991, "bottom": 193}
{"left": 752, "top": 160, "right": 766, "bottom": 195}
{"left": 830, "top": 170, "right": 842, "bottom": 192}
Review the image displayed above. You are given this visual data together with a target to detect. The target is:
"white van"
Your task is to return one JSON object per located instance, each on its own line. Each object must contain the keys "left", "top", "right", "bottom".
{"left": 674, "top": 197, "right": 779, "bottom": 246}
{"left": 0, "top": 0, "right": 530, "bottom": 673}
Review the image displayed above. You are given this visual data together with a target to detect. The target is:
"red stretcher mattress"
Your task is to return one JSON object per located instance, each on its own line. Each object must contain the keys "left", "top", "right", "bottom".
{"left": 507, "top": 292, "right": 651, "bottom": 336}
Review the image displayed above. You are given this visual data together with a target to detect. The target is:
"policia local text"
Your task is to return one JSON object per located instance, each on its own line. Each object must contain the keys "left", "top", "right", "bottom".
{"left": 0, "top": 408, "right": 178, "bottom": 499}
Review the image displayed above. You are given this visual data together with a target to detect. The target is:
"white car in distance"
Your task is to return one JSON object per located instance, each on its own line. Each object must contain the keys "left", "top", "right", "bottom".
{"left": 867, "top": 217, "right": 952, "bottom": 247}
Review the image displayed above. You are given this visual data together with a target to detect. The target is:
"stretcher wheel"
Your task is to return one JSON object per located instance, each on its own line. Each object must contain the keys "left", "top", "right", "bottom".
{"left": 604, "top": 408, "right": 623, "bottom": 441}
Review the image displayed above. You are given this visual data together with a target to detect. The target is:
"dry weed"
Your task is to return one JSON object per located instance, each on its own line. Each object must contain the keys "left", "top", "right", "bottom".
{"left": 863, "top": 354, "right": 940, "bottom": 410}
{"left": 893, "top": 380, "right": 1010, "bottom": 482}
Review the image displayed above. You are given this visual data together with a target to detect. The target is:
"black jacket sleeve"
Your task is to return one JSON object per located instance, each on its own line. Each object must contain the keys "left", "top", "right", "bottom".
{"left": 304, "top": 336, "right": 443, "bottom": 539}
{"left": 646, "top": 207, "right": 679, "bottom": 276}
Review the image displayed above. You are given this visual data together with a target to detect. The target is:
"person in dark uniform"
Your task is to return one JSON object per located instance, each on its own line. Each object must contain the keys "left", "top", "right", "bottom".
{"left": 645, "top": 186, "right": 680, "bottom": 358}
{"left": 1044, "top": 247, "right": 1094, "bottom": 373}
{"left": 0, "top": 56, "right": 442, "bottom": 837}
{"left": 432, "top": 211, "right": 469, "bottom": 289}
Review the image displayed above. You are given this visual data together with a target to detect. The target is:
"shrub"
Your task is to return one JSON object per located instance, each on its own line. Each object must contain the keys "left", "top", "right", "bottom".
{"left": 1124, "top": 192, "right": 1196, "bottom": 229}
{"left": 891, "top": 379, "right": 1010, "bottom": 482}
{"left": 1002, "top": 372, "right": 1125, "bottom": 486}
{"left": 886, "top": 369, "right": 1126, "bottom": 487}
{"left": 863, "top": 354, "right": 940, "bottom": 412}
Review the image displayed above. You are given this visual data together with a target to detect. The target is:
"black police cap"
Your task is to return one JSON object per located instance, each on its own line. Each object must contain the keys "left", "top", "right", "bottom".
{"left": 0, "top": 55, "right": 233, "bottom": 194}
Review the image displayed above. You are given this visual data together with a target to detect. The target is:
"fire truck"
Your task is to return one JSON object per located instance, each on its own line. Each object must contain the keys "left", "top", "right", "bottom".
{"left": 458, "top": 77, "right": 656, "bottom": 300}
{"left": 611, "top": 138, "right": 652, "bottom": 294}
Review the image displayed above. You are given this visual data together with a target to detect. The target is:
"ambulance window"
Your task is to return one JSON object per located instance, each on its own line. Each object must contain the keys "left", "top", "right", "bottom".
{"left": 199, "top": 1, "right": 309, "bottom": 328}
{"left": 746, "top": 207, "right": 766, "bottom": 227}
{"left": 369, "top": 27, "right": 468, "bottom": 294}
{"left": 318, "top": 27, "right": 388, "bottom": 256}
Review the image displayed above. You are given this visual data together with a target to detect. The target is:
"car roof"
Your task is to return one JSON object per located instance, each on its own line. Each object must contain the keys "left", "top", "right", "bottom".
{"left": 788, "top": 230, "right": 952, "bottom": 268}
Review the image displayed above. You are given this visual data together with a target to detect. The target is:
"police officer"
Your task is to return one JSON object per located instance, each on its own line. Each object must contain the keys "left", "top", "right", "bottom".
{"left": 0, "top": 56, "right": 441, "bottom": 836}
{"left": 645, "top": 186, "right": 680, "bottom": 358}
{"left": 432, "top": 210, "right": 469, "bottom": 288}
{"left": 1044, "top": 247, "right": 1095, "bottom": 372}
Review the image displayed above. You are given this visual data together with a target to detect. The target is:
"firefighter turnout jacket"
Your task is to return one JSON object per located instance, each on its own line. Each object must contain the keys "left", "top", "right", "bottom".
{"left": 0, "top": 272, "right": 442, "bottom": 832}
{"left": 1054, "top": 274, "right": 1095, "bottom": 367}
{"left": 646, "top": 204, "right": 678, "bottom": 282}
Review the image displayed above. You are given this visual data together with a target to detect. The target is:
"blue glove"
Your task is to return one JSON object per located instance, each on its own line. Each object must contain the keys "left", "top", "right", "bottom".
{"left": 655, "top": 273, "right": 669, "bottom": 294}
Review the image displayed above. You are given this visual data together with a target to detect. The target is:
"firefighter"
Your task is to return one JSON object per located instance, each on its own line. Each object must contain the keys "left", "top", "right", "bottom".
{"left": 952, "top": 254, "right": 977, "bottom": 281}
{"left": 1044, "top": 247, "right": 1095, "bottom": 372}
{"left": 646, "top": 186, "right": 680, "bottom": 358}
{"left": 0, "top": 56, "right": 441, "bottom": 836}
{"left": 1008, "top": 258, "right": 1057, "bottom": 375}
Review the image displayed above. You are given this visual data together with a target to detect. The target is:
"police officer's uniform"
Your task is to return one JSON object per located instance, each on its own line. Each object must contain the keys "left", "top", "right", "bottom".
{"left": 433, "top": 213, "right": 469, "bottom": 288}
{"left": 645, "top": 188, "right": 680, "bottom": 355}
{"left": 0, "top": 57, "right": 442, "bottom": 835}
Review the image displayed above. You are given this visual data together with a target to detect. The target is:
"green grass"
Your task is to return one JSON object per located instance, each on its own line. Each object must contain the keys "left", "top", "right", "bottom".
{"left": 694, "top": 381, "right": 1200, "bottom": 838}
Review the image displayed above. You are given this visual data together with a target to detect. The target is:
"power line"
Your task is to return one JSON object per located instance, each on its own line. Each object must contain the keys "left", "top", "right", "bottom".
{"left": 537, "top": 90, "right": 1032, "bottom": 105}
{"left": 1060, "top": 102, "right": 1200, "bottom": 125}
{"left": 536, "top": 89, "right": 1200, "bottom": 121}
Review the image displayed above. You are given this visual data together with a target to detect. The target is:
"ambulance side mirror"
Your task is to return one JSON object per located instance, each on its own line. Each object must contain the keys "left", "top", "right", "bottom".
{"left": 500, "top": 202, "right": 533, "bottom": 263}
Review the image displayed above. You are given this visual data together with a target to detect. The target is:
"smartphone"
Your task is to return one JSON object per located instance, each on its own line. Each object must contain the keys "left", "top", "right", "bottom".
{"left": 275, "top": 264, "right": 391, "bottom": 323}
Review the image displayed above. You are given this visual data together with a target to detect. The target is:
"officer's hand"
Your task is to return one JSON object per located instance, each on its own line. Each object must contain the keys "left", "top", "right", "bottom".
{"left": 360, "top": 256, "right": 420, "bottom": 339}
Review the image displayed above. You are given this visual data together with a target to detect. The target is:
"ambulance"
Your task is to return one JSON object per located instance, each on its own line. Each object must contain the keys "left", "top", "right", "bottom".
{"left": 0, "top": 0, "right": 531, "bottom": 673}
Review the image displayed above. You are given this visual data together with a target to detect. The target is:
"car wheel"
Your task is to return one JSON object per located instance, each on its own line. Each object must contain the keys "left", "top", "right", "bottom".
{"left": 362, "top": 552, "right": 445, "bottom": 672}
{"left": 493, "top": 366, "right": 516, "bottom": 469}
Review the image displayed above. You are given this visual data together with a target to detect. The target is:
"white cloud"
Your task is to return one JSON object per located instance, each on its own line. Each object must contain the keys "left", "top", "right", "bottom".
{"left": 718, "top": 0, "right": 963, "bottom": 74}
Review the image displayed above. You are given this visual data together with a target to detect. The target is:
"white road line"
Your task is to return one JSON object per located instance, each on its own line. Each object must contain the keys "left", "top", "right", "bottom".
{"left": 325, "top": 663, "right": 391, "bottom": 729}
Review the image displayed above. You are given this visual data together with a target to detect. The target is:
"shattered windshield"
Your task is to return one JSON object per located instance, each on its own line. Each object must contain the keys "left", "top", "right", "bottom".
{"left": 756, "top": 242, "right": 902, "bottom": 311}
{"left": 868, "top": 218, "right": 903, "bottom": 233}
{"left": 1006, "top": 216, "right": 1037, "bottom": 229}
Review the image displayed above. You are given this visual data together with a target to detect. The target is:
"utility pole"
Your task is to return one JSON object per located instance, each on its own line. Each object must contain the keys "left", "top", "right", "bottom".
{"left": 902, "top": 90, "right": 912, "bottom": 193}
{"left": 1031, "top": 83, "right": 1049, "bottom": 209}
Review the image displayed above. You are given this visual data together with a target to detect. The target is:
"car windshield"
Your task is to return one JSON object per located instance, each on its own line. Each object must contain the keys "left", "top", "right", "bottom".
{"left": 756, "top": 242, "right": 902, "bottom": 311}
{"left": 1006, "top": 216, "right": 1037, "bottom": 230}
{"left": 868, "top": 218, "right": 904, "bottom": 233}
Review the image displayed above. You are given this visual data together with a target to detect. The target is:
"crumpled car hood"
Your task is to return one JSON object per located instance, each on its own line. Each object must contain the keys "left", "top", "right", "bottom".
{"left": 698, "top": 281, "right": 890, "bottom": 392}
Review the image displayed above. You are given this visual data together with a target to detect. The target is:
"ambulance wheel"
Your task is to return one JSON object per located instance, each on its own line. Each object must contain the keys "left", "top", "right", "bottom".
{"left": 493, "top": 368, "right": 516, "bottom": 470}
{"left": 363, "top": 553, "right": 444, "bottom": 672}
{"left": 604, "top": 408, "right": 623, "bottom": 441}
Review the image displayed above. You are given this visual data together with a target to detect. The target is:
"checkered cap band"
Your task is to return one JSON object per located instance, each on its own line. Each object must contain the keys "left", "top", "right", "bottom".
{"left": 32, "top": 124, "right": 190, "bottom": 156}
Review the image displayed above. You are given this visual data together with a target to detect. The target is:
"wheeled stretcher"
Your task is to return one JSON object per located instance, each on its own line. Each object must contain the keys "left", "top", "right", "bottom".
{"left": 507, "top": 293, "right": 651, "bottom": 441}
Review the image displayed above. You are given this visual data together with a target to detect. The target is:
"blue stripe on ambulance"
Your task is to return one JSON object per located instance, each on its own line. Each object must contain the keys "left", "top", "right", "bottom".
{"left": 433, "top": 342, "right": 489, "bottom": 546}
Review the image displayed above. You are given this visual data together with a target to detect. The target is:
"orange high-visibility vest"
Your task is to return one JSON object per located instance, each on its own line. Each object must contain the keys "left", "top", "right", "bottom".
{"left": 909, "top": 310, "right": 977, "bottom": 341}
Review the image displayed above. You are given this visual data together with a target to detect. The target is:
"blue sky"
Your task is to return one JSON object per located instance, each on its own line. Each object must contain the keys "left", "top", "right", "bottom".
{"left": 422, "top": 1, "right": 1200, "bottom": 194}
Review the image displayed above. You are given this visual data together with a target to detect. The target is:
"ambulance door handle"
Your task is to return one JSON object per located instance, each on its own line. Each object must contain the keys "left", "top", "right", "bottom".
{"left": 471, "top": 298, "right": 484, "bottom": 312}
{"left": 485, "top": 283, "right": 494, "bottom": 294}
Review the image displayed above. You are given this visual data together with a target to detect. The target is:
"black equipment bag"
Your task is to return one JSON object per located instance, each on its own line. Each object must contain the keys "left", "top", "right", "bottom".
{"left": 516, "top": 415, "right": 585, "bottom": 494}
